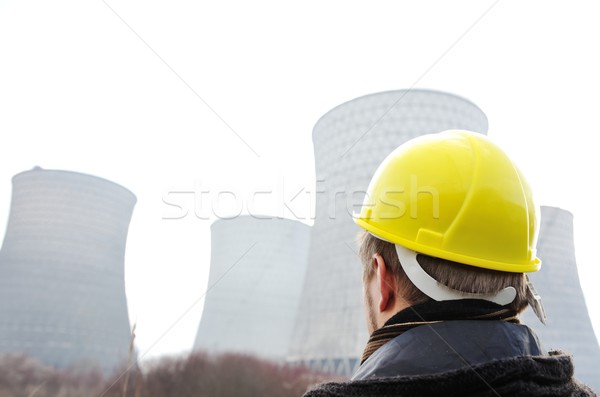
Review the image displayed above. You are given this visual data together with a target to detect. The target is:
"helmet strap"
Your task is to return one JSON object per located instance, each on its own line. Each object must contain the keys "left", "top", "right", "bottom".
{"left": 394, "top": 244, "right": 517, "bottom": 306}
{"left": 525, "top": 275, "right": 546, "bottom": 324}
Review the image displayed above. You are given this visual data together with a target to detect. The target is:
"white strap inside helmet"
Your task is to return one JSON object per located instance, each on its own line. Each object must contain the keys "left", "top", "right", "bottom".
{"left": 394, "top": 244, "right": 517, "bottom": 306}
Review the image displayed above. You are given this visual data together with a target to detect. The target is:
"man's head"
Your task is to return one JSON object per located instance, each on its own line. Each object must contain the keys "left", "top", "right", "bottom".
{"left": 359, "top": 230, "right": 529, "bottom": 333}
{"left": 353, "top": 130, "right": 542, "bottom": 333}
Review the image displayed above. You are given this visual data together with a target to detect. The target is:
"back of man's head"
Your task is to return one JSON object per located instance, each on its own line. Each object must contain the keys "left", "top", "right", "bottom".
{"left": 359, "top": 230, "right": 529, "bottom": 314}
{"left": 354, "top": 130, "right": 542, "bottom": 323}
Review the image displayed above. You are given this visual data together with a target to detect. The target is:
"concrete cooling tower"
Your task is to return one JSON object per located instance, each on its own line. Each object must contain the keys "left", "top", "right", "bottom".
{"left": 0, "top": 167, "right": 136, "bottom": 373}
{"left": 521, "top": 206, "right": 600, "bottom": 391}
{"left": 288, "top": 89, "right": 489, "bottom": 374}
{"left": 194, "top": 216, "right": 310, "bottom": 359}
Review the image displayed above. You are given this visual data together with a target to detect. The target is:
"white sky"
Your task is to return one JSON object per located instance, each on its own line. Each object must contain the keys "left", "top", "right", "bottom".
{"left": 0, "top": 1, "right": 598, "bottom": 361}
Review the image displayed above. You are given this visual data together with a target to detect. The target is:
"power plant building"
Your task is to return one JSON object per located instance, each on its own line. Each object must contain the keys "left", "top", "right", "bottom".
{"left": 0, "top": 167, "right": 136, "bottom": 373}
{"left": 194, "top": 216, "right": 310, "bottom": 360}
{"left": 288, "top": 89, "right": 490, "bottom": 374}
{"left": 521, "top": 206, "right": 600, "bottom": 391}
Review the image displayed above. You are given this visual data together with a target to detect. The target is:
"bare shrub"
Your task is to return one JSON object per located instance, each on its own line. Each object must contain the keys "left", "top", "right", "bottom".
{"left": 141, "top": 351, "right": 333, "bottom": 397}
{"left": 0, "top": 354, "right": 105, "bottom": 397}
{"left": 0, "top": 351, "right": 333, "bottom": 397}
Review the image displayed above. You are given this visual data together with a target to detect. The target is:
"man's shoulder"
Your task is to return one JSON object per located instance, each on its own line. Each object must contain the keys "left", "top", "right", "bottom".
{"left": 303, "top": 352, "right": 597, "bottom": 397}
{"left": 354, "top": 320, "right": 544, "bottom": 380}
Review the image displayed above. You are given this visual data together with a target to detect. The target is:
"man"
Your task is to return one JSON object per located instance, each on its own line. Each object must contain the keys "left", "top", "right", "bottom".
{"left": 304, "top": 130, "right": 596, "bottom": 396}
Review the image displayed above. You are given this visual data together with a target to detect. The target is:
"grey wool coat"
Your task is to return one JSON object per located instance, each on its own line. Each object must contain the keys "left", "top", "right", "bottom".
{"left": 303, "top": 321, "right": 597, "bottom": 397}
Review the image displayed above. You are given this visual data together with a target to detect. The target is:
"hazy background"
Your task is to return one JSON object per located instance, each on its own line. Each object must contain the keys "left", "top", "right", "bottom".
{"left": 1, "top": 0, "right": 598, "bottom": 361}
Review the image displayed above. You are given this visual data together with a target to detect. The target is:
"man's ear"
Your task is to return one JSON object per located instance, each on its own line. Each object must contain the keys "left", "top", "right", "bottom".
{"left": 372, "top": 254, "right": 397, "bottom": 313}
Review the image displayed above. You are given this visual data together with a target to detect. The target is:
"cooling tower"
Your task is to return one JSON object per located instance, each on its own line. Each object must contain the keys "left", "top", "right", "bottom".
{"left": 194, "top": 216, "right": 310, "bottom": 359}
{"left": 288, "top": 89, "right": 489, "bottom": 374}
{"left": 0, "top": 167, "right": 136, "bottom": 373}
{"left": 521, "top": 206, "right": 600, "bottom": 391}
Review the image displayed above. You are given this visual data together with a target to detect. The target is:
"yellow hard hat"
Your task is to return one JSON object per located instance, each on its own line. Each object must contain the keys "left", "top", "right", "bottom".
{"left": 354, "top": 130, "right": 541, "bottom": 273}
